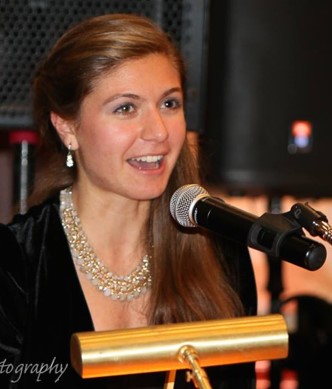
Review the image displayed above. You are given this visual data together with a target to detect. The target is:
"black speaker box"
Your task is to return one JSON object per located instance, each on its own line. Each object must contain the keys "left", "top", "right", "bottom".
{"left": 0, "top": 0, "right": 209, "bottom": 132}
{"left": 203, "top": 0, "right": 332, "bottom": 198}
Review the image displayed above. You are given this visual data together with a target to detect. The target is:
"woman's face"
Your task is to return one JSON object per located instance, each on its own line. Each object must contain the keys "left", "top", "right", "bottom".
{"left": 68, "top": 53, "right": 186, "bottom": 200}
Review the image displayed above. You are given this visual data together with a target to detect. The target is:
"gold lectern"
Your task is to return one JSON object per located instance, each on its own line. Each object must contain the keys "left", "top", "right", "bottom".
{"left": 71, "top": 314, "right": 288, "bottom": 389}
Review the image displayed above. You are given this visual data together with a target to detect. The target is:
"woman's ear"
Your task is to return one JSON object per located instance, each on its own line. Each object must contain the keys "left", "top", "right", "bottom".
{"left": 50, "top": 112, "right": 79, "bottom": 150}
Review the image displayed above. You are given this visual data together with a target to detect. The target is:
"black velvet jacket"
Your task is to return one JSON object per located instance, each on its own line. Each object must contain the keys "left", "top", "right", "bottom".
{"left": 0, "top": 196, "right": 257, "bottom": 388}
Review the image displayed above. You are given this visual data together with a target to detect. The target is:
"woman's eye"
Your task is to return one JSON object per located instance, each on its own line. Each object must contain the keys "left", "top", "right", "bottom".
{"left": 162, "top": 98, "right": 182, "bottom": 110}
{"left": 114, "top": 103, "right": 135, "bottom": 115}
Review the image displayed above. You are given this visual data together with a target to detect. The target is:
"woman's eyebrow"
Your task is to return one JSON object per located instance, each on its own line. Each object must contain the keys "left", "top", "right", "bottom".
{"left": 103, "top": 93, "right": 140, "bottom": 106}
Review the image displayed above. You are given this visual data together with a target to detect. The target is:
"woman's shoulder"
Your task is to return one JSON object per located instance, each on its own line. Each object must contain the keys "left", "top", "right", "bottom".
{"left": 4, "top": 194, "right": 60, "bottom": 238}
{"left": 0, "top": 194, "right": 64, "bottom": 296}
{"left": 10, "top": 194, "right": 60, "bottom": 225}
{"left": 0, "top": 194, "right": 61, "bottom": 267}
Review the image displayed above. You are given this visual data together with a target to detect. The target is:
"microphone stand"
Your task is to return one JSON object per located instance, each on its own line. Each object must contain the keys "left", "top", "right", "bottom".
{"left": 262, "top": 196, "right": 332, "bottom": 388}
{"left": 266, "top": 196, "right": 285, "bottom": 313}
{"left": 266, "top": 196, "right": 284, "bottom": 389}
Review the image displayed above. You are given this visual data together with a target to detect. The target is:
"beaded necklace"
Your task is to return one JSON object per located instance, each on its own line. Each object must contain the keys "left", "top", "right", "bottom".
{"left": 60, "top": 187, "right": 152, "bottom": 301}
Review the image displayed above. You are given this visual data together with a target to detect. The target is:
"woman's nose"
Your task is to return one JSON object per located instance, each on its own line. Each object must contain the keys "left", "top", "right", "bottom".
{"left": 141, "top": 108, "right": 169, "bottom": 142}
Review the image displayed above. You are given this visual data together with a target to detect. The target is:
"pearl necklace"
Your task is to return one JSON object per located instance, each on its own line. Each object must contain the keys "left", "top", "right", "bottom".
{"left": 59, "top": 187, "right": 152, "bottom": 301}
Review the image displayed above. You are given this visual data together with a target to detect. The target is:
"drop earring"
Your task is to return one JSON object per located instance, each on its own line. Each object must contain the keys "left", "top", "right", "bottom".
{"left": 66, "top": 143, "right": 74, "bottom": 168}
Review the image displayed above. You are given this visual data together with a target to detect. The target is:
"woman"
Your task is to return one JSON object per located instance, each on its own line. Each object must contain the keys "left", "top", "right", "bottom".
{"left": 0, "top": 13, "right": 257, "bottom": 388}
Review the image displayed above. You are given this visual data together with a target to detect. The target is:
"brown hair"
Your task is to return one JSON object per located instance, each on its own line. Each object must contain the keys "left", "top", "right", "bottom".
{"left": 32, "top": 13, "right": 186, "bottom": 200}
{"left": 31, "top": 13, "right": 244, "bottom": 324}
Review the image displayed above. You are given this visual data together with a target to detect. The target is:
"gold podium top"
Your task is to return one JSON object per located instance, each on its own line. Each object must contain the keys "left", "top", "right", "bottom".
{"left": 71, "top": 313, "right": 288, "bottom": 379}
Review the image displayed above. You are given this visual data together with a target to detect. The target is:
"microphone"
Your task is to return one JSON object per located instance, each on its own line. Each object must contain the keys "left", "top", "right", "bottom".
{"left": 170, "top": 184, "right": 327, "bottom": 271}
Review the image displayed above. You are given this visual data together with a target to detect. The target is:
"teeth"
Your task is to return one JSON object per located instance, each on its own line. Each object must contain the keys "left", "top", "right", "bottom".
{"left": 132, "top": 155, "right": 163, "bottom": 163}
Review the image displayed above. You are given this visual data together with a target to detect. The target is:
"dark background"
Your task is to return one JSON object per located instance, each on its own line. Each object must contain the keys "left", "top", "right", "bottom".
{"left": 203, "top": 0, "right": 332, "bottom": 198}
{"left": 2, "top": 0, "right": 332, "bottom": 199}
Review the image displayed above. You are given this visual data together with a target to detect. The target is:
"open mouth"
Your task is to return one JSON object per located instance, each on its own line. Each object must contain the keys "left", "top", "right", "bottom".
{"left": 127, "top": 155, "right": 163, "bottom": 170}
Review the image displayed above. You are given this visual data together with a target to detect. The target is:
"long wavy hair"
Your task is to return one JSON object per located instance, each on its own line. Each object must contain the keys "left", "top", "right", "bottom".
{"left": 31, "top": 13, "right": 244, "bottom": 324}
